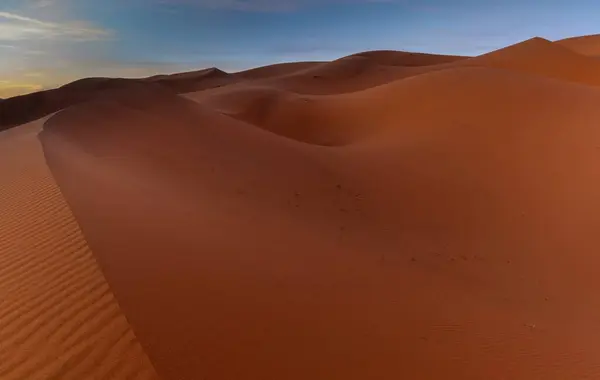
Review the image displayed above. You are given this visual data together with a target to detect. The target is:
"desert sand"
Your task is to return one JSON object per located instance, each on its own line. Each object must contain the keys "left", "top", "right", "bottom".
{"left": 0, "top": 121, "right": 159, "bottom": 380}
{"left": 556, "top": 34, "right": 600, "bottom": 57}
{"left": 3, "top": 35, "right": 600, "bottom": 379}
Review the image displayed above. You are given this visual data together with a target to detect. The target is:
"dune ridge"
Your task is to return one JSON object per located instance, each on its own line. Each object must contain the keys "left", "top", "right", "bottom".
{"left": 556, "top": 34, "right": 600, "bottom": 57}
{"left": 458, "top": 37, "right": 600, "bottom": 85}
{"left": 0, "top": 122, "right": 158, "bottom": 380}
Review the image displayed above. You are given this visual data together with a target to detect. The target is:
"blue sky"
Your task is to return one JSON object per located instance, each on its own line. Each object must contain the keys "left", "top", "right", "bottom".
{"left": 1, "top": 0, "right": 600, "bottom": 97}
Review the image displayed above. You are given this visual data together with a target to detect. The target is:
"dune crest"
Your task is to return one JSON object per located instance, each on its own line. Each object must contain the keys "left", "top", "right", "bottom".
{"left": 556, "top": 34, "right": 600, "bottom": 57}
{"left": 345, "top": 50, "right": 467, "bottom": 66}
{"left": 458, "top": 37, "right": 600, "bottom": 85}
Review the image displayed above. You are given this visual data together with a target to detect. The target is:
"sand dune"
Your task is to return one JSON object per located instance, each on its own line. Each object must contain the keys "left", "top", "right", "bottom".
{"left": 236, "top": 62, "right": 324, "bottom": 80}
{"left": 253, "top": 56, "right": 453, "bottom": 95}
{"left": 185, "top": 61, "right": 600, "bottom": 145}
{"left": 458, "top": 37, "right": 600, "bottom": 85}
{"left": 184, "top": 85, "right": 355, "bottom": 145}
{"left": 40, "top": 53, "right": 600, "bottom": 379}
{"left": 144, "top": 67, "right": 234, "bottom": 93}
{"left": 345, "top": 50, "right": 467, "bottom": 66}
{"left": 0, "top": 122, "right": 159, "bottom": 380}
{"left": 4, "top": 34, "right": 600, "bottom": 379}
{"left": 556, "top": 34, "right": 600, "bottom": 57}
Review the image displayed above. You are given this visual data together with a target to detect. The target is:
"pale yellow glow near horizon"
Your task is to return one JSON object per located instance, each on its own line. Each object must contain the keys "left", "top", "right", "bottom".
{"left": 0, "top": 63, "right": 198, "bottom": 98}
{"left": 0, "top": 80, "right": 44, "bottom": 98}
{"left": 0, "top": 7, "right": 114, "bottom": 98}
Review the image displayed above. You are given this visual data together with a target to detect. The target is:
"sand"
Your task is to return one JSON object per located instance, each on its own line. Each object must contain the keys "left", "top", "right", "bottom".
{"left": 556, "top": 34, "right": 600, "bottom": 57}
{"left": 4, "top": 35, "right": 600, "bottom": 379}
{"left": 0, "top": 121, "right": 159, "bottom": 380}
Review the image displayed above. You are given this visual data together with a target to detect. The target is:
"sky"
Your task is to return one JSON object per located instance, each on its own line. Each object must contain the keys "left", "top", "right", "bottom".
{"left": 1, "top": 0, "right": 600, "bottom": 98}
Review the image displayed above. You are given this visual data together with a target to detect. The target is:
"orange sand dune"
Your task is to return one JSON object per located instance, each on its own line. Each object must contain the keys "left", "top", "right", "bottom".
{"left": 39, "top": 52, "right": 600, "bottom": 379}
{"left": 4, "top": 35, "right": 600, "bottom": 380}
{"left": 556, "top": 34, "right": 600, "bottom": 57}
{"left": 144, "top": 67, "right": 234, "bottom": 92}
{"left": 185, "top": 61, "right": 600, "bottom": 145}
{"left": 254, "top": 56, "right": 449, "bottom": 95}
{"left": 345, "top": 50, "right": 467, "bottom": 66}
{"left": 458, "top": 37, "right": 600, "bottom": 85}
{"left": 190, "top": 37, "right": 600, "bottom": 99}
{"left": 236, "top": 61, "right": 324, "bottom": 80}
{"left": 0, "top": 121, "right": 158, "bottom": 380}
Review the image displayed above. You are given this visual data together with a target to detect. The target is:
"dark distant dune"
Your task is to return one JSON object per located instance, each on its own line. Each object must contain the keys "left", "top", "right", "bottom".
{"left": 60, "top": 77, "right": 141, "bottom": 92}
{"left": 0, "top": 80, "right": 171, "bottom": 131}
{"left": 144, "top": 67, "right": 235, "bottom": 92}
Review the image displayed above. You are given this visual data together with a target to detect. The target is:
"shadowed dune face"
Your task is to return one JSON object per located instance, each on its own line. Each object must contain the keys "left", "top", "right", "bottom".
{"left": 40, "top": 47, "right": 600, "bottom": 380}
{"left": 184, "top": 85, "right": 365, "bottom": 145}
{"left": 0, "top": 80, "right": 174, "bottom": 131}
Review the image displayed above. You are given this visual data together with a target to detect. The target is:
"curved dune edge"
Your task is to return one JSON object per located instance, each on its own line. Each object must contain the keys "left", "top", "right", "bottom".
{"left": 40, "top": 73, "right": 600, "bottom": 380}
{"left": 0, "top": 121, "right": 159, "bottom": 380}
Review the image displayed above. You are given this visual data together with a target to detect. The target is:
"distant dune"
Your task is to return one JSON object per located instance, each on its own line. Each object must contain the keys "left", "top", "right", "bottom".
{"left": 556, "top": 34, "right": 600, "bottom": 57}
{"left": 0, "top": 50, "right": 466, "bottom": 129}
{"left": 458, "top": 37, "right": 600, "bottom": 85}
{"left": 3, "top": 35, "right": 600, "bottom": 380}
{"left": 346, "top": 50, "right": 467, "bottom": 66}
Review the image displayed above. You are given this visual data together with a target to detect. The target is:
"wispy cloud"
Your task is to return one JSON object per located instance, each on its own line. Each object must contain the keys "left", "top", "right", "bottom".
{"left": 0, "top": 11, "right": 112, "bottom": 41}
{"left": 29, "top": 0, "right": 58, "bottom": 8}
{"left": 157, "top": 0, "right": 398, "bottom": 11}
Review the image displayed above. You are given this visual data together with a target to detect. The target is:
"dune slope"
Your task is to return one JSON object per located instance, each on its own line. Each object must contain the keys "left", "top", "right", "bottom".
{"left": 0, "top": 122, "right": 158, "bottom": 380}
{"left": 459, "top": 37, "right": 600, "bottom": 85}
{"left": 556, "top": 34, "right": 600, "bottom": 57}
